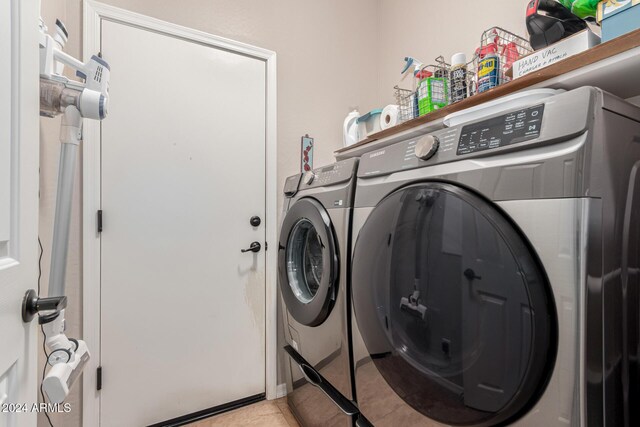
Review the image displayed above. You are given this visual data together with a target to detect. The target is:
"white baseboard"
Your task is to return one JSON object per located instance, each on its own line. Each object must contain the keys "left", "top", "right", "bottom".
{"left": 275, "top": 383, "right": 287, "bottom": 398}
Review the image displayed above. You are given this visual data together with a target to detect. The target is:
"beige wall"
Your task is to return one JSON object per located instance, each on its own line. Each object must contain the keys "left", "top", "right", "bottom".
{"left": 377, "top": 0, "right": 528, "bottom": 105}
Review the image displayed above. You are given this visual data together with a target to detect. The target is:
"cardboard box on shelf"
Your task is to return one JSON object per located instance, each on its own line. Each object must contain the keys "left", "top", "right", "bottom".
{"left": 598, "top": 0, "right": 640, "bottom": 42}
{"left": 511, "top": 29, "right": 601, "bottom": 79}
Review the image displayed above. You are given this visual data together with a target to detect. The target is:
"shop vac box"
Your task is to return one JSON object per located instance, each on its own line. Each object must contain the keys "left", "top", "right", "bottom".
{"left": 597, "top": 0, "right": 640, "bottom": 42}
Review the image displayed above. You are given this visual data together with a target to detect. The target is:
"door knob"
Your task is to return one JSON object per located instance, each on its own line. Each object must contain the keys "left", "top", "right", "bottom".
{"left": 463, "top": 268, "right": 482, "bottom": 281}
{"left": 250, "top": 216, "right": 261, "bottom": 227}
{"left": 241, "top": 241, "right": 261, "bottom": 253}
{"left": 22, "top": 289, "right": 68, "bottom": 323}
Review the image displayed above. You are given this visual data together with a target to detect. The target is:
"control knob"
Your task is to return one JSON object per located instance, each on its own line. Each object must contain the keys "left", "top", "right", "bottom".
{"left": 414, "top": 134, "right": 440, "bottom": 160}
{"left": 303, "top": 171, "right": 315, "bottom": 185}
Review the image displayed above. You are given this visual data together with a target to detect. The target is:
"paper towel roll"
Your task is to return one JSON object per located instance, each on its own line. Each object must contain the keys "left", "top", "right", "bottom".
{"left": 380, "top": 104, "right": 399, "bottom": 130}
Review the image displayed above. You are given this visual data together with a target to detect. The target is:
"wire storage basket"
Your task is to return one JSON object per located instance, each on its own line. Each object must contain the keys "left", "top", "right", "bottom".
{"left": 415, "top": 56, "right": 449, "bottom": 117}
{"left": 473, "top": 27, "right": 532, "bottom": 93}
{"left": 388, "top": 29, "right": 531, "bottom": 129}
{"left": 394, "top": 55, "right": 479, "bottom": 123}
{"left": 394, "top": 85, "right": 416, "bottom": 123}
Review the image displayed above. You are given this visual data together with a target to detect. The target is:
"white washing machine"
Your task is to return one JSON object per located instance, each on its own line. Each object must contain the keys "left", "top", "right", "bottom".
{"left": 349, "top": 87, "right": 640, "bottom": 426}
{"left": 279, "top": 158, "right": 371, "bottom": 426}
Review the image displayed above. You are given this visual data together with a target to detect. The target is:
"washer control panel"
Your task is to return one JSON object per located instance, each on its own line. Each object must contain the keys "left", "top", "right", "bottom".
{"left": 302, "top": 157, "right": 358, "bottom": 189}
{"left": 283, "top": 174, "right": 302, "bottom": 197}
{"left": 457, "top": 104, "right": 544, "bottom": 155}
{"left": 302, "top": 171, "right": 315, "bottom": 185}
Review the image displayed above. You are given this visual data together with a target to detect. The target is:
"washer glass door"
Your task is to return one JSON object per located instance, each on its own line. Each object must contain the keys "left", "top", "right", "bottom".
{"left": 352, "top": 182, "right": 557, "bottom": 426}
{"left": 279, "top": 197, "right": 339, "bottom": 327}
{"left": 286, "top": 218, "right": 324, "bottom": 303}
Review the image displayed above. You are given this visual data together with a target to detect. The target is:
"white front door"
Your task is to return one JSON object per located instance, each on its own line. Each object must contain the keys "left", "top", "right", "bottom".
{"left": 0, "top": 1, "right": 39, "bottom": 426}
{"left": 98, "top": 18, "right": 267, "bottom": 427}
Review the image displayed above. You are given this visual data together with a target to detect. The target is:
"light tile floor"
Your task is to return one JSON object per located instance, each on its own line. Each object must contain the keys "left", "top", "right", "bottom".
{"left": 186, "top": 398, "right": 300, "bottom": 427}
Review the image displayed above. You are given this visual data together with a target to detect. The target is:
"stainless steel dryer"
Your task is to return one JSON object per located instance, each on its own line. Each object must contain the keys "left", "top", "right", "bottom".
{"left": 350, "top": 87, "right": 640, "bottom": 426}
{"left": 279, "top": 158, "right": 368, "bottom": 426}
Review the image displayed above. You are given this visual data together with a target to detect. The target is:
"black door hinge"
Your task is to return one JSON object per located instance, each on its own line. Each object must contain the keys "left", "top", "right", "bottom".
{"left": 97, "top": 366, "right": 102, "bottom": 391}
{"left": 97, "top": 210, "right": 103, "bottom": 233}
{"left": 265, "top": 241, "right": 268, "bottom": 251}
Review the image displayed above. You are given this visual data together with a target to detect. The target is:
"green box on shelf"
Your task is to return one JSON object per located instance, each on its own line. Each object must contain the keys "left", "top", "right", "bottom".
{"left": 416, "top": 76, "right": 448, "bottom": 116}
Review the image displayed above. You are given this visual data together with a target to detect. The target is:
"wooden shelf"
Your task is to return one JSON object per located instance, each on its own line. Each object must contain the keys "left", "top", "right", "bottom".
{"left": 336, "top": 28, "right": 640, "bottom": 156}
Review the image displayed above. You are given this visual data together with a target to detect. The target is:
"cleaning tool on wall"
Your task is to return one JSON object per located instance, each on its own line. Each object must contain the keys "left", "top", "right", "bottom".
{"left": 301, "top": 134, "right": 314, "bottom": 171}
{"left": 343, "top": 110, "right": 359, "bottom": 147}
{"left": 380, "top": 105, "right": 400, "bottom": 130}
{"left": 526, "top": 0, "right": 589, "bottom": 49}
{"left": 23, "top": 16, "right": 111, "bottom": 404}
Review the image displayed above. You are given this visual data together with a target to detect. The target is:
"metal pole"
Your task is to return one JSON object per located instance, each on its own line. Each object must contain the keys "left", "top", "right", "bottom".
{"left": 48, "top": 106, "right": 81, "bottom": 297}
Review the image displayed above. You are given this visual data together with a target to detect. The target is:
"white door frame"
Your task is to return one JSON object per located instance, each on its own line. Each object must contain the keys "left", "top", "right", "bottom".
{"left": 81, "top": 2, "right": 278, "bottom": 425}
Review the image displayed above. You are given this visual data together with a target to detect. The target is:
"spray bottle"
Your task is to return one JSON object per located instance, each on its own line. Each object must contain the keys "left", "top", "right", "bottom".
{"left": 502, "top": 42, "right": 520, "bottom": 78}
{"left": 477, "top": 43, "right": 500, "bottom": 93}
{"left": 401, "top": 57, "right": 424, "bottom": 119}
{"left": 401, "top": 56, "right": 425, "bottom": 88}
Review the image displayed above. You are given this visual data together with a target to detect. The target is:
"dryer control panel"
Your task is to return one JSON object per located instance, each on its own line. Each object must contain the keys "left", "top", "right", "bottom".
{"left": 457, "top": 105, "right": 544, "bottom": 155}
{"left": 356, "top": 89, "right": 598, "bottom": 180}
{"left": 357, "top": 105, "right": 547, "bottom": 179}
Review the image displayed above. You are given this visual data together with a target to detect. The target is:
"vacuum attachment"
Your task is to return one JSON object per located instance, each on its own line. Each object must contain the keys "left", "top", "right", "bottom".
{"left": 526, "top": 0, "right": 588, "bottom": 50}
{"left": 400, "top": 290, "right": 428, "bottom": 320}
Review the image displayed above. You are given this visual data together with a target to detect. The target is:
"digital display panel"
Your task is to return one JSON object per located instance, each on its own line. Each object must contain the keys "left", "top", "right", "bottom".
{"left": 457, "top": 105, "right": 544, "bottom": 155}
